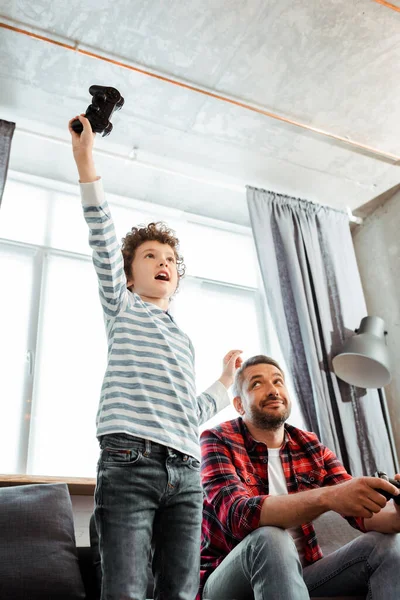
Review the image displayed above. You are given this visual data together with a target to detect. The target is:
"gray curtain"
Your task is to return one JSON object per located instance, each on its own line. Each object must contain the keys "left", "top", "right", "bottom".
{"left": 0, "top": 119, "right": 16, "bottom": 207}
{"left": 247, "top": 186, "right": 394, "bottom": 476}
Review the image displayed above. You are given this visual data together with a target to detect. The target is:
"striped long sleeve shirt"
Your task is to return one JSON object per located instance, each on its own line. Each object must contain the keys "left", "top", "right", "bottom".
{"left": 80, "top": 179, "right": 229, "bottom": 460}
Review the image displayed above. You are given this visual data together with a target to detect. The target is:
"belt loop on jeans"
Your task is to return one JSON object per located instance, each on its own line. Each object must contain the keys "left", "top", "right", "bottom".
{"left": 144, "top": 439, "right": 151, "bottom": 456}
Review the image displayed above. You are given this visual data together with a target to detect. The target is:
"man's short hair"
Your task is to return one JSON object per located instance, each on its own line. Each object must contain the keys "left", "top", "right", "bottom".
{"left": 233, "top": 355, "right": 285, "bottom": 398}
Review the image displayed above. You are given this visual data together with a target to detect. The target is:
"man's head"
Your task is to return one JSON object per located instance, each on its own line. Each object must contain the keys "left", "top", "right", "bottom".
{"left": 122, "top": 222, "right": 185, "bottom": 301}
{"left": 233, "top": 355, "right": 291, "bottom": 431}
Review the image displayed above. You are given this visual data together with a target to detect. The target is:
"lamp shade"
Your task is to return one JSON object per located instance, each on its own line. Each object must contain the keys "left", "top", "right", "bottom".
{"left": 332, "top": 316, "right": 391, "bottom": 388}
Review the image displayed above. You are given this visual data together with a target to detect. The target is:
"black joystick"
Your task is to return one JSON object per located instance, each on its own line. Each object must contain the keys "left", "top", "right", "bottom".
{"left": 71, "top": 85, "right": 124, "bottom": 137}
{"left": 374, "top": 471, "right": 400, "bottom": 505}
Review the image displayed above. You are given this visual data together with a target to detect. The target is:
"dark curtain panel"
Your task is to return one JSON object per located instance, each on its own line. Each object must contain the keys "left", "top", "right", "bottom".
{"left": 247, "top": 186, "right": 394, "bottom": 476}
{"left": 0, "top": 119, "right": 16, "bottom": 207}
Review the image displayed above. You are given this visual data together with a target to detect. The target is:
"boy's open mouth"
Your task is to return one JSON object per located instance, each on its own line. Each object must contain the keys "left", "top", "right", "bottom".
{"left": 155, "top": 271, "right": 170, "bottom": 282}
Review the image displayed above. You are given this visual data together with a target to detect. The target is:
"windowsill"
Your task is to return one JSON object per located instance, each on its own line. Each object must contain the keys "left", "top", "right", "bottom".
{"left": 0, "top": 474, "right": 96, "bottom": 496}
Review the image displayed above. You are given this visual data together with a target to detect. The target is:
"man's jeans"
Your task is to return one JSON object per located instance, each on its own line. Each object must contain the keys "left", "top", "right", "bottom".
{"left": 202, "top": 525, "right": 400, "bottom": 599}
{"left": 94, "top": 433, "right": 203, "bottom": 600}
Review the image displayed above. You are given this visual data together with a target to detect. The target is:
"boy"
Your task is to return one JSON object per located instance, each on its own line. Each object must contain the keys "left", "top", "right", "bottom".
{"left": 69, "top": 114, "right": 242, "bottom": 600}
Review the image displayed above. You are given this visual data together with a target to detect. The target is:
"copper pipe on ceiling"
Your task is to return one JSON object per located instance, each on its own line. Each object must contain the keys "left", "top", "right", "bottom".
{"left": 1, "top": 19, "right": 399, "bottom": 164}
{"left": 372, "top": 0, "right": 400, "bottom": 13}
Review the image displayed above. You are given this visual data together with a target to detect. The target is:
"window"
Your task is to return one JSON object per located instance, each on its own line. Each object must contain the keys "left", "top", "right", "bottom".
{"left": 0, "top": 172, "right": 300, "bottom": 477}
{"left": 172, "top": 279, "right": 264, "bottom": 429}
{"left": 27, "top": 253, "right": 105, "bottom": 476}
{"left": 0, "top": 244, "right": 36, "bottom": 473}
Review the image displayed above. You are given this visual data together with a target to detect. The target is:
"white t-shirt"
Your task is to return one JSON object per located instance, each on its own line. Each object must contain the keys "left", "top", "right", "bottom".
{"left": 267, "top": 447, "right": 306, "bottom": 565}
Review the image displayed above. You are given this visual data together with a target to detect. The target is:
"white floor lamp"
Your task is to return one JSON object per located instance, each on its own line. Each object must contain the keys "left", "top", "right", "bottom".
{"left": 332, "top": 316, "right": 399, "bottom": 473}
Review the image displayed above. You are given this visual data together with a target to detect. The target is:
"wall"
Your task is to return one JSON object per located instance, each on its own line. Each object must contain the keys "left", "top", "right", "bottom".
{"left": 352, "top": 189, "right": 400, "bottom": 460}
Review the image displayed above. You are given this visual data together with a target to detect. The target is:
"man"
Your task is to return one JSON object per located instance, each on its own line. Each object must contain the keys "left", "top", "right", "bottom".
{"left": 199, "top": 355, "right": 400, "bottom": 599}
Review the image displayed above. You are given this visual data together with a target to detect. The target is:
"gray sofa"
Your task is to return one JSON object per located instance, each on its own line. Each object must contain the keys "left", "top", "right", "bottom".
{"left": 0, "top": 481, "right": 365, "bottom": 599}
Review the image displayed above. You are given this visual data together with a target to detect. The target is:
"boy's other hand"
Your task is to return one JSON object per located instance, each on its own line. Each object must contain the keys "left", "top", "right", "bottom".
{"left": 68, "top": 115, "right": 98, "bottom": 182}
{"left": 218, "top": 350, "right": 243, "bottom": 389}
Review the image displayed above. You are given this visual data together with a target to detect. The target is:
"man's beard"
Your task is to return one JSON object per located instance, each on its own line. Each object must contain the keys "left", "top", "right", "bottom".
{"left": 249, "top": 403, "right": 291, "bottom": 430}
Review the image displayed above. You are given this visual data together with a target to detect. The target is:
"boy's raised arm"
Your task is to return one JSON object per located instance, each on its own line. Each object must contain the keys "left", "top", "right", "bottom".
{"left": 69, "top": 115, "right": 128, "bottom": 318}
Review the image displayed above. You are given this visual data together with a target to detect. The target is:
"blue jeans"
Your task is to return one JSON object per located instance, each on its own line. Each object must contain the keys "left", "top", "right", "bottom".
{"left": 202, "top": 526, "right": 400, "bottom": 599}
{"left": 94, "top": 433, "right": 203, "bottom": 600}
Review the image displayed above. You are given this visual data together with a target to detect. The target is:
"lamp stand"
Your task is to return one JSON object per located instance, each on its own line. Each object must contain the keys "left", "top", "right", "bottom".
{"left": 378, "top": 387, "right": 399, "bottom": 473}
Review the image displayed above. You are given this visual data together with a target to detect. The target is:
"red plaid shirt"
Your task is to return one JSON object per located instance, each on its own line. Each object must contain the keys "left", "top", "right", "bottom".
{"left": 198, "top": 417, "right": 365, "bottom": 598}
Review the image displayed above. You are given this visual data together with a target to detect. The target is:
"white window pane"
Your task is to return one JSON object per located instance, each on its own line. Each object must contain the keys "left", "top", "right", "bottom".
{"left": 28, "top": 254, "right": 106, "bottom": 477}
{"left": 0, "top": 180, "right": 50, "bottom": 247}
{"left": 179, "top": 222, "right": 259, "bottom": 287}
{"left": 172, "top": 279, "right": 265, "bottom": 429}
{"left": 0, "top": 244, "right": 35, "bottom": 473}
{"left": 47, "top": 191, "right": 90, "bottom": 255}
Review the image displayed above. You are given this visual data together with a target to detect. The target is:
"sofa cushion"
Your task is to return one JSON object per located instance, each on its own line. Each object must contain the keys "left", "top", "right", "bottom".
{"left": 0, "top": 483, "right": 86, "bottom": 600}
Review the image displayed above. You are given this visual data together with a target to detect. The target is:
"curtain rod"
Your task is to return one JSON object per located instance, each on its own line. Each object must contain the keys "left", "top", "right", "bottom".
{"left": 0, "top": 16, "right": 399, "bottom": 165}
{"left": 13, "top": 126, "right": 363, "bottom": 224}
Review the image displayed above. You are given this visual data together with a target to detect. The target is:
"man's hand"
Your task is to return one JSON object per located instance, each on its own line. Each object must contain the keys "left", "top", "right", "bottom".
{"left": 363, "top": 473, "right": 400, "bottom": 533}
{"left": 68, "top": 115, "right": 98, "bottom": 183}
{"left": 261, "top": 474, "right": 400, "bottom": 531}
{"left": 325, "top": 476, "right": 400, "bottom": 519}
{"left": 218, "top": 350, "right": 243, "bottom": 389}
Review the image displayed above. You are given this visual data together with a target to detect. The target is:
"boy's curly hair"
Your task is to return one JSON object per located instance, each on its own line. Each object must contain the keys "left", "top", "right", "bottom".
{"left": 121, "top": 222, "right": 186, "bottom": 292}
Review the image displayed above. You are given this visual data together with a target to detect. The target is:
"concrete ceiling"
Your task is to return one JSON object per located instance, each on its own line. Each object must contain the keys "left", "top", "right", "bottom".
{"left": 1, "top": 0, "right": 400, "bottom": 225}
